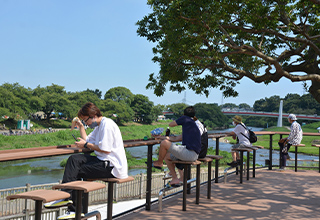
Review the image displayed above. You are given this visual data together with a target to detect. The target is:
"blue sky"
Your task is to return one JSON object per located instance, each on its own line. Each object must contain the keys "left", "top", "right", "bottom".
{"left": 0, "top": 1, "right": 309, "bottom": 107}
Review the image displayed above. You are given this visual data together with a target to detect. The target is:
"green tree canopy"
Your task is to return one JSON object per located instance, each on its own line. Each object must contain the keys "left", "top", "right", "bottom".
{"left": 194, "top": 103, "right": 228, "bottom": 128}
{"left": 137, "top": 0, "right": 320, "bottom": 102}
{"left": 167, "top": 103, "right": 188, "bottom": 118}
{"left": 104, "top": 87, "right": 134, "bottom": 106}
{"left": 130, "top": 94, "right": 154, "bottom": 123}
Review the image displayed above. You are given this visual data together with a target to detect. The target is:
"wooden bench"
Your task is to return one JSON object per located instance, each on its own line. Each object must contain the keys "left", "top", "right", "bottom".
{"left": 312, "top": 144, "right": 320, "bottom": 173}
{"left": 199, "top": 155, "right": 223, "bottom": 199}
{"left": 87, "top": 176, "right": 134, "bottom": 220}
{"left": 52, "top": 181, "right": 106, "bottom": 220}
{"left": 168, "top": 160, "right": 201, "bottom": 211}
{"left": 6, "top": 189, "right": 70, "bottom": 220}
{"left": 231, "top": 148, "right": 253, "bottom": 183}
{"left": 246, "top": 145, "right": 264, "bottom": 178}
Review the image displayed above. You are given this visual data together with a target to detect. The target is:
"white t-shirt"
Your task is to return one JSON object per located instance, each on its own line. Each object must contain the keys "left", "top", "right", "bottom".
{"left": 86, "top": 117, "right": 128, "bottom": 179}
{"left": 233, "top": 123, "right": 252, "bottom": 147}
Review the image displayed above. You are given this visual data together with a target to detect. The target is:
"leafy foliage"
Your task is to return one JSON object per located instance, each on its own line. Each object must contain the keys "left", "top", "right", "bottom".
{"left": 137, "top": 0, "right": 320, "bottom": 103}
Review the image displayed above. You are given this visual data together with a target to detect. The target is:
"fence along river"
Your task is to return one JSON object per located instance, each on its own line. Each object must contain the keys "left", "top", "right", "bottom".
{"left": 0, "top": 127, "right": 318, "bottom": 190}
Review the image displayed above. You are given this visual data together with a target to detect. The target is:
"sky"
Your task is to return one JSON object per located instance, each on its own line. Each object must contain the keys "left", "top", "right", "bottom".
{"left": 0, "top": 1, "right": 309, "bottom": 107}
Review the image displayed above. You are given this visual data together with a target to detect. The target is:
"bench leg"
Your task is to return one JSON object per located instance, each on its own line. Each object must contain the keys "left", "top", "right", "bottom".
{"left": 295, "top": 146, "right": 298, "bottom": 172}
{"left": 196, "top": 164, "right": 200, "bottom": 204}
{"left": 187, "top": 164, "right": 191, "bottom": 194}
{"left": 34, "top": 200, "right": 42, "bottom": 220}
{"left": 240, "top": 151, "right": 243, "bottom": 184}
{"left": 207, "top": 161, "right": 212, "bottom": 199}
{"left": 183, "top": 164, "right": 188, "bottom": 211}
{"left": 75, "top": 190, "right": 83, "bottom": 220}
{"left": 83, "top": 192, "right": 89, "bottom": 214}
{"left": 108, "top": 182, "right": 114, "bottom": 220}
{"left": 214, "top": 158, "right": 219, "bottom": 183}
{"left": 253, "top": 150, "right": 256, "bottom": 178}
{"left": 247, "top": 151, "right": 250, "bottom": 181}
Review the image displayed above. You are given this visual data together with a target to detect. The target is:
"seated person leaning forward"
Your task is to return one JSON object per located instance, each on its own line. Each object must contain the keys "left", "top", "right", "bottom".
{"left": 45, "top": 102, "right": 128, "bottom": 219}
{"left": 226, "top": 115, "right": 252, "bottom": 167}
{"left": 152, "top": 106, "right": 201, "bottom": 186}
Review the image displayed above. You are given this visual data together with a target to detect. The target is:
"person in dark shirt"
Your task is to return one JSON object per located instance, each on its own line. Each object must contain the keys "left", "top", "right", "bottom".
{"left": 151, "top": 106, "right": 201, "bottom": 186}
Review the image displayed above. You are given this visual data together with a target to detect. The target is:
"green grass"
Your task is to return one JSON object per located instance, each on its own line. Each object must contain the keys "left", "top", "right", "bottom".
{"left": 0, "top": 121, "right": 182, "bottom": 150}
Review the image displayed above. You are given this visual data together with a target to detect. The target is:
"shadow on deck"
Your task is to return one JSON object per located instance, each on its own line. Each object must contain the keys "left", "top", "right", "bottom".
{"left": 115, "top": 169, "right": 320, "bottom": 220}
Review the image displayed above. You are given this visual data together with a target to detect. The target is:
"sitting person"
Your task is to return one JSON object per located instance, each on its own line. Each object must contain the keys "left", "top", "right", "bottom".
{"left": 170, "top": 117, "right": 208, "bottom": 181}
{"left": 226, "top": 115, "right": 252, "bottom": 167}
{"left": 151, "top": 106, "right": 201, "bottom": 186}
{"left": 278, "top": 114, "right": 303, "bottom": 170}
{"left": 45, "top": 102, "right": 128, "bottom": 219}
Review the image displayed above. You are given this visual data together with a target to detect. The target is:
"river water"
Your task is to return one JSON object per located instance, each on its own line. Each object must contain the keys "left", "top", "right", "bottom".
{"left": 0, "top": 127, "right": 318, "bottom": 190}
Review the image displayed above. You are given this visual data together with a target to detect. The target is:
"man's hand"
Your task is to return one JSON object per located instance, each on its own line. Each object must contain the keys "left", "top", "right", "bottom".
{"left": 74, "top": 138, "right": 86, "bottom": 148}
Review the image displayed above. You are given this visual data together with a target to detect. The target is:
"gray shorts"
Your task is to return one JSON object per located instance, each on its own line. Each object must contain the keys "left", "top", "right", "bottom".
{"left": 168, "top": 143, "right": 198, "bottom": 161}
{"left": 231, "top": 143, "right": 248, "bottom": 150}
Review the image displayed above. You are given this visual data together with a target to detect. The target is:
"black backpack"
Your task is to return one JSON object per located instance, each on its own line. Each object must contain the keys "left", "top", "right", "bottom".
{"left": 239, "top": 123, "right": 257, "bottom": 143}
{"left": 198, "top": 122, "right": 209, "bottom": 159}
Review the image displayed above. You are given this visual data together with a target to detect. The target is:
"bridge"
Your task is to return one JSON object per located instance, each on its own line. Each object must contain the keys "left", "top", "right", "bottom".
{"left": 221, "top": 109, "right": 320, "bottom": 121}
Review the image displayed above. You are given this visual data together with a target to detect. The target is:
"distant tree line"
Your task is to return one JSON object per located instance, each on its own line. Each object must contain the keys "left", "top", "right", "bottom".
{"left": 0, "top": 83, "right": 228, "bottom": 128}
{"left": 1, "top": 83, "right": 319, "bottom": 129}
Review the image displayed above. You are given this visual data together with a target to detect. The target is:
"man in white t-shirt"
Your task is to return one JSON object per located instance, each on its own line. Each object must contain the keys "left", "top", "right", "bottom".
{"left": 45, "top": 102, "right": 128, "bottom": 219}
{"left": 227, "top": 115, "right": 252, "bottom": 167}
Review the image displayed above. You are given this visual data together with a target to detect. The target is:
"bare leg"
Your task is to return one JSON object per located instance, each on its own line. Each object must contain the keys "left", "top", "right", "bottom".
{"left": 153, "top": 139, "right": 171, "bottom": 167}
{"left": 232, "top": 151, "right": 237, "bottom": 161}
{"left": 164, "top": 153, "right": 181, "bottom": 185}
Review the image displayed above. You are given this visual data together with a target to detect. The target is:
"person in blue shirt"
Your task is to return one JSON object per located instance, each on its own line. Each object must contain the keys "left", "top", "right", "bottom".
{"left": 151, "top": 106, "right": 201, "bottom": 186}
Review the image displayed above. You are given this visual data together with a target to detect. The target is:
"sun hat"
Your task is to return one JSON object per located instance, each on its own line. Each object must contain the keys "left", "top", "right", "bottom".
{"left": 288, "top": 114, "right": 297, "bottom": 120}
{"left": 232, "top": 115, "right": 242, "bottom": 123}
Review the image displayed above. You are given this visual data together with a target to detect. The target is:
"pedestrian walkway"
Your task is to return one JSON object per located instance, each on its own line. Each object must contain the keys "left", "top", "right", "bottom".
{"left": 93, "top": 169, "right": 320, "bottom": 220}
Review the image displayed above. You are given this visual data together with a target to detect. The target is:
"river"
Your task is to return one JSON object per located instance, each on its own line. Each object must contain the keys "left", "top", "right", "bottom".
{"left": 0, "top": 127, "right": 318, "bottom": 189}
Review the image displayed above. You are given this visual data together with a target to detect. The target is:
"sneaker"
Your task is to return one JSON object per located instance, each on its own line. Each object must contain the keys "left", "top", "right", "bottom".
{"left": 164, "top": 173, "right": 172, "bottom": 178}
{"left": 279, "top": 167, "right": 286, "bottom": 171}
{"left": 44, "top": 199, "right": 73, "bottom": 208}
{"left": 57, "top": 211, "right": 84, "bottom": 220}
{"left": 227, "top": 161, "right": 238, "bottom": 167}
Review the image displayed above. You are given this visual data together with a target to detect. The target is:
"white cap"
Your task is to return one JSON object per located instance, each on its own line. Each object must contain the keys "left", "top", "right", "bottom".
{"left": 288, "top": 114, "right": 297, "bottom": 120}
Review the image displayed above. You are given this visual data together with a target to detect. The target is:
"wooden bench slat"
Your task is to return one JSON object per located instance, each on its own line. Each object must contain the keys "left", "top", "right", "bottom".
{"left": 206, "top": 155, "right": 223, "bottom": 160}
{"left": 52, "top": 181, "right": 106, "bottom": 193}
{"left": 169, "top": 160, "right": 201, "bottom": 165}
{"left": 97, "top": 176, "right": 134, "bottom": 183}
{"left": 198, "top": 157, "right": 213, "bottom": 162}
{"left": 6, "top": 190, "right": 70, "bottom": 203}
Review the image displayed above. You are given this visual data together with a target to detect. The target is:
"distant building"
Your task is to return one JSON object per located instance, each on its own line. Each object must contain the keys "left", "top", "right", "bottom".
{"left": 162, "top": 110, "right": 175, "bottom": 120}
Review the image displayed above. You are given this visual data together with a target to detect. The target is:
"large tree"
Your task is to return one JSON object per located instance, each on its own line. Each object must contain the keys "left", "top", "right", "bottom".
{"left": 137, "top": 0, "right": 320, "bottom": 102}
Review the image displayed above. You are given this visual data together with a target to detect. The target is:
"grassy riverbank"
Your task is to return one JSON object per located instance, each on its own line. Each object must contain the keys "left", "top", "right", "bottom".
{"left": 0, "top": 121, "right": 182, "bottom": 150}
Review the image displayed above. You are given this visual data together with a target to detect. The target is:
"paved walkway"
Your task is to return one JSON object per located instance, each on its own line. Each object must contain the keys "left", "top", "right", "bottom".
{"left": 98, "top": 169, "right": 320, "bottom": 220}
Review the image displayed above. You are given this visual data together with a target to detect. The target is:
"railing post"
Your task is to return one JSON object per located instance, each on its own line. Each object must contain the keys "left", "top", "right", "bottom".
{"left": 139, "top": 172, "right": 144, "bottom": 199}
{"left": 114, "top": 183, "right": 118, "bottom": 202}
{"left": 23, "top": 183, "right": 31, "bottom": 220}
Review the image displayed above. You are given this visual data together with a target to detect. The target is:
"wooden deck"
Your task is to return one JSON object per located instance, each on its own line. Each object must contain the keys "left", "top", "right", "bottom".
{"left": 115, "top": 169, "right": 320, "bottom": 220}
